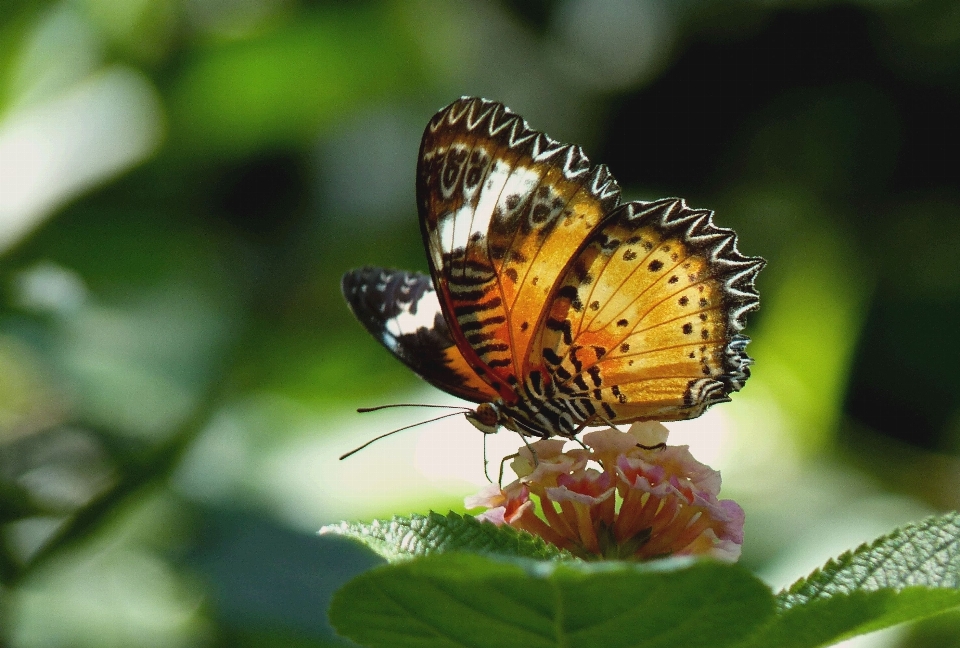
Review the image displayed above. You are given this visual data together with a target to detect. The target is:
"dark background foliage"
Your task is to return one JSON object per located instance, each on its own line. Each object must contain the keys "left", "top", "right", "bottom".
{"left": 1, "top": 0, "right": 959, "bottom": 646}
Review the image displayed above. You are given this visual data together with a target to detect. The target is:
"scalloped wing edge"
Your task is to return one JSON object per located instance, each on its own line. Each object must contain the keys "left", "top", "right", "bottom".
{"left": 420, "top": 96, "right": 622, "bottom": 210}
{"left": 617, "top": 197, "right": 764, "bottom": 398}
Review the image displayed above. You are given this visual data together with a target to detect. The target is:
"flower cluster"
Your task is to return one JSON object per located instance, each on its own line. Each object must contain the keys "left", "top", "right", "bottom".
{"left": 465, "top": 422, "right": 744, "bottom": 561}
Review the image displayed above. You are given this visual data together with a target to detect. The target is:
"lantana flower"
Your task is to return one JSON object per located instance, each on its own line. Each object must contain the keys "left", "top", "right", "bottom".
{"left": 465, "top": 422, "right": 744, "bottom": 562}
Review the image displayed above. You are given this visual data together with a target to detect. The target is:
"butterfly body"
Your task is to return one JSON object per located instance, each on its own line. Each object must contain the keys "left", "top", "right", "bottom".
{"left": 343, "top": 97, "right": 764, "bottom": 440}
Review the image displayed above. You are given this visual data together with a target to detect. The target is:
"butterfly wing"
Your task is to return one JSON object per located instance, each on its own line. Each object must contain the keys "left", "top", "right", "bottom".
{"left": 417, "top": 97, "right": 621, "bottom": 402}
{"left": 535, "top": 198, "right": 764, "bottom": 424}
{"left": 341, "top": 266, "right": 500, "bottom": 403}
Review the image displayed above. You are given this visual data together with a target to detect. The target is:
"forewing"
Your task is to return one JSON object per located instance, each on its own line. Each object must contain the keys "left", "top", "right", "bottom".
{"left": 536, "top": 199, "right": 764, "bottom": 423}
{"left": 417, "top": 97, "right": 621, "bottom": 400}
{"left": 341, "top": 267, "right": 500, "bottom": 403}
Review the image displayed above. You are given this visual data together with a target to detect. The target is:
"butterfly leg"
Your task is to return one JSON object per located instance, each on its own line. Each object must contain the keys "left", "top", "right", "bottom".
{"left": 517, "top": 431, "right": 539, "bottom": 467}
{"left": 495, "top": 426, "right": 550, "bottom": 485}
{"left": 567, "top": 413, "right": 599, "bottom": 440}
{"left": 497, "top": 451, "right": 520, "bottom": 487}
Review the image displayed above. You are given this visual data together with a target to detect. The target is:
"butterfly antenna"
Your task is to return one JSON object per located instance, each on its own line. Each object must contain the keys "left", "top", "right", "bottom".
{"left": 357, "top": 403, "right": 471, "bottom": 413}
{"left": 339, "top": 411, "right": 466, "bottom": 460}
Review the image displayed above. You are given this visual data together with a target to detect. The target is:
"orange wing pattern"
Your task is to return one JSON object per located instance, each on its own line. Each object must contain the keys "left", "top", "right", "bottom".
{"left": 346, "top": 97, "right": 762, "bottom": 438}
{"left": 417, "top": 97, "right": 620, "bottom": 403}
{"left": 535, "top": 199, "right": 763, "bottom": 426}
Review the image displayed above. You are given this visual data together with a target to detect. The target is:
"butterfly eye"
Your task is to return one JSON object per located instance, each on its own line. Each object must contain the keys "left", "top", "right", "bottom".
{"left": 465, "top": 403, "right": 500, "bottom": 435}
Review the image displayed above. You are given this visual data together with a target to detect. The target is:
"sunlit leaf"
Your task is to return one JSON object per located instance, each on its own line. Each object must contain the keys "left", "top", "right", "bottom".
{"left": 330, "top": 553, "right": 775, "bottom": 648}
{"left": 740, "top": 512, "right": 960, "bottom": 648}
{"left": 321, "top": 512, "right": 570, "bottom": 562}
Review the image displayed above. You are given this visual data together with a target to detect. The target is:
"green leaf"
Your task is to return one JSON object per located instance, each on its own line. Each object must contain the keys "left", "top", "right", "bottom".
{"left": 320, "top": 512, "right": 571, "bottom": 562}
{"left": 330, "top": 553, "right": 775, "bottom": 648}
{"left": 739, "top": 511, "right": 960, "bottom": 648}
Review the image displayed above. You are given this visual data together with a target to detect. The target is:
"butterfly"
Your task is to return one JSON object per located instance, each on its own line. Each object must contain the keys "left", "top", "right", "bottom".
{"left": 342, "top": 97, "right": 763, "bottom": 441}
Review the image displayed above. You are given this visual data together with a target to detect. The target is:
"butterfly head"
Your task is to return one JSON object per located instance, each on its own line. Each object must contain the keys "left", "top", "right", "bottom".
{"left": 465, "top": 402, "right": 501, "bottom": 435}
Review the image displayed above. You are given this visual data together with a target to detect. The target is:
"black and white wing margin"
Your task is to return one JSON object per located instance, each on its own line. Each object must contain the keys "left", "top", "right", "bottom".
{"left": 341, "top": 267, "right": 500, "bottom": 403}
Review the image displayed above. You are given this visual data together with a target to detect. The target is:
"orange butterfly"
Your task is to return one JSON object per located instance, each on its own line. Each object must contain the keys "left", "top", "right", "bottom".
{"left": 343, "top": 97, "right": 763, "bottom": 440}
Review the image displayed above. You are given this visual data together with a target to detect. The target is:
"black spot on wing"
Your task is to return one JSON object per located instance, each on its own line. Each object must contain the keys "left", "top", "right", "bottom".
{"left": 557, "top": 285, "right": 579, "bottom": 302}
{"left": 546, "top": 317, "right": 573, "bottom": 345}
{"left": 587, "top": 365, "right": 602, "bottom": 387}
{"left": 544, "top": 347, "right": 563, "bottom": 366}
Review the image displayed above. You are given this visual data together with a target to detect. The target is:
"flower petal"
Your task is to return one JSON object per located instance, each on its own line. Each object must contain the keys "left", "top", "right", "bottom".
{"left": 545, "top": 484, "right": 615, "bottom": 506}
{"left": 466, "top": 425, "right": 744, "bottom": 562}
{"left": 464, "top": 482, "right": 509, "bottom": 510}
{"left": 627, "top": 421, "right": 670, "bottom": 447}
{"left": 582, "top": 427, "right": 639, "bottom": 455}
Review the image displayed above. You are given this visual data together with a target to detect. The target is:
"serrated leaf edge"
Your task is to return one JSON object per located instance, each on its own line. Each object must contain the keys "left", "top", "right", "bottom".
{"left": 321, "top": 511, "right": 575, "bottom": 562}
{"left": 780, "top": 511, "right": 960, "bottom": 607}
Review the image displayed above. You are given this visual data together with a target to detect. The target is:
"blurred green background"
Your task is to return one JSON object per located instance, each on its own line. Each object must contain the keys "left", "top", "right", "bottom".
{"left": 1, "top": 0, "right": 959, "bottom": 646}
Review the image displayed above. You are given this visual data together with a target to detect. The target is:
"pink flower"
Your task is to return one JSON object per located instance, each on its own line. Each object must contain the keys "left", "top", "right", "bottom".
{"left": 465, "top": 423, "right": 744, "bottom": 562}
{"left": 464, "top": 482, "right": 530, "bottom": 525}
{"left": 509, "top": 439, "right": 584, "bottom": 483}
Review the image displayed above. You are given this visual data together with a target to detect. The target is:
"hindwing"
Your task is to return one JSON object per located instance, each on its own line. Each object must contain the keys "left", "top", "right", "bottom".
{"left": 535, "top": 198, "right": 764, "bottom": 424}
{"left": 341, "top": 267, "right": 499, "bottom": 403}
